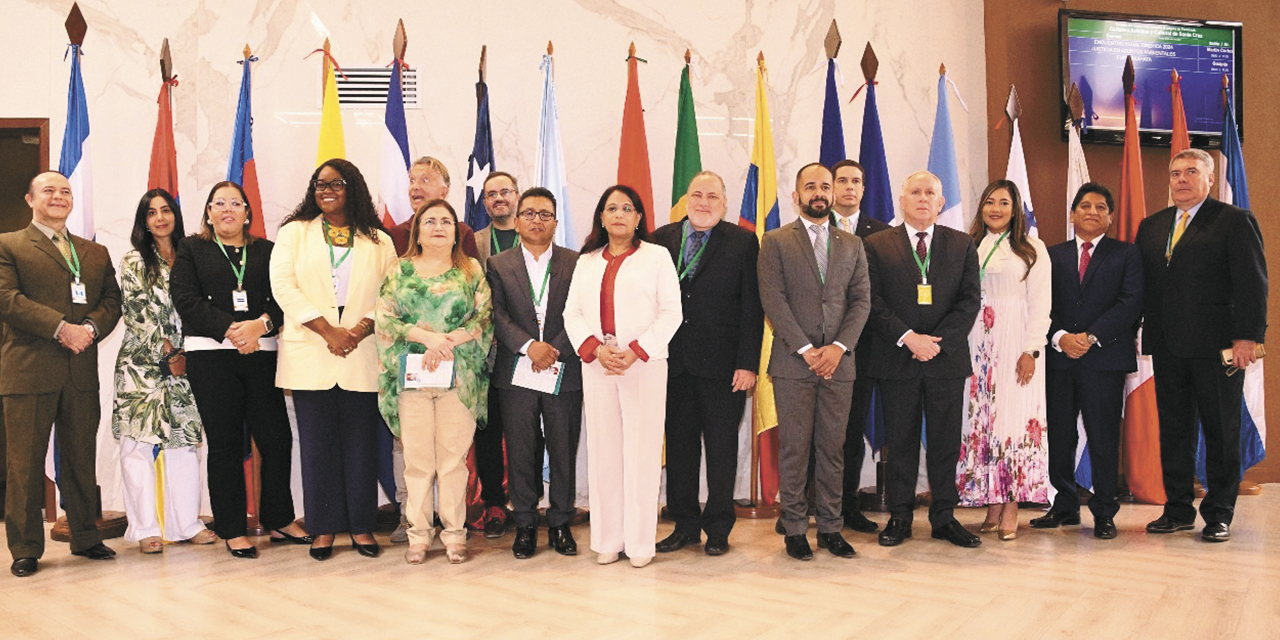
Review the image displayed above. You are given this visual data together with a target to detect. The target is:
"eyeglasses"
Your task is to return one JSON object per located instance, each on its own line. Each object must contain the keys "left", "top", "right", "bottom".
{"left": 517, "top": 210, "right": 556, "bottom": 222}
{"left": 420, "top": 218, "right": 456, "bottom": 227}
{"left": 211, "top": 199, "right": 246, "bottom": 210}
{"left": 312, "top": 179, "right": 348, "bottom": 193}
{"left": 485, "top": 188, "right": 517, "bottom": 200}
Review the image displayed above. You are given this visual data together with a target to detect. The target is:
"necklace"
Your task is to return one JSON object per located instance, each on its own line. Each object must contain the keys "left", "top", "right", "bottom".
{"left": 326, "top": 222, "right": 352, "bottom": 247}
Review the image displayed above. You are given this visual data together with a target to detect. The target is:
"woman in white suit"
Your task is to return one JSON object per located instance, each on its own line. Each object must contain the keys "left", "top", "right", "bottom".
{"left": 270, "top": 159, "right": 398, "bottom": 560}
{"left": 564, "top": 184, "right": 682, "bottom": 568}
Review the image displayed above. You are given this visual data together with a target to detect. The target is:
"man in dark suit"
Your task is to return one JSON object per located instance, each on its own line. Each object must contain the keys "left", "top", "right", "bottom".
{"left": 0, "top": 171, "right": 122, "bottom": 577}
{"left": 1032, "top": 183, "right": 1142, "bottom": 539}
{"left": 651, "top": 171, "right": 763, "bottom": 557}
{"left": 758, "top": 162, "right": 870, "bottom": 560}
{"left": 1135, "top": 148, "right": 1267, "bottom": 543}
{"left": 830, "top": 159, "right": 890, "bottom": 533}
{"left": 864, "top": 170, "right": 980, "bottom": 549}
{"left": 487, "top": 187, "right": 582, "bottom": 559}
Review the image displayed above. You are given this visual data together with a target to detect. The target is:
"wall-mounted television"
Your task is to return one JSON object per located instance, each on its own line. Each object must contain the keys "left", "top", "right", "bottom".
{"left": 1059, "top": 9, "right": 1243, "bottom": 147}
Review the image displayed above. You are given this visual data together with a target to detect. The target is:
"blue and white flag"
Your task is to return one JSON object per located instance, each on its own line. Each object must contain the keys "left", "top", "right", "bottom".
{"left": 59, "top": 45, "right": 93, "bottom": 239}
{"left": 378, "top": 61, "right": 413, "bottom": 227}
{"left": 536, "top": 54, "right": 575, "bottom": 249}
{"left": 464, "top": 79, "right": 495, "bottom": 231}
{"left": 1004, "top": 113, "right": 1039, "bottom": 237}
{"left": 928, "top": 73, "right": 965, "bottom": 230}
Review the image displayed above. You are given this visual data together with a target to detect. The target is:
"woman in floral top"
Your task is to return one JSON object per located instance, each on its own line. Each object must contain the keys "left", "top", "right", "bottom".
{"left": 377, "top": 199, "right": 491, "bottom": 565}
{"left": 112, "top": 189, "right": 216, "bottom": 553}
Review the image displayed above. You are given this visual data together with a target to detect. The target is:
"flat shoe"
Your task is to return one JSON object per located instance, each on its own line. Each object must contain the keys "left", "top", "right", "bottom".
{"left": 225, "top": 541, "right": 258, "bottom": 559}
{"left": 139, "top": 537, "right": 164, "bottom": 554}
{"left": 597, "top": 552, "right": 621, "bottom": 565}
{"left": 446, "top": 543, "right": 468, "bottom": 564}
{"left": 629, "top": 555, "right": 653, "bottom": 568}
{"left": 270, "top": 528, "right": 314, "bottom": 545}
{"left": 405, "top": 544, "right": 428, "bottom": 565}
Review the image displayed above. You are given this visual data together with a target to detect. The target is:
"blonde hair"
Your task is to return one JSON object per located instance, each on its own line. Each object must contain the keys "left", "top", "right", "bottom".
{"left": 411, "top": 156, "right": 451, "bottom": 187}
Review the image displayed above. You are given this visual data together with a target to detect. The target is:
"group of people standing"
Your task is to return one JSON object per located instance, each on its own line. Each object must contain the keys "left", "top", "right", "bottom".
{"left": 0, "top": 145, "right": 1265, "bottom": 577}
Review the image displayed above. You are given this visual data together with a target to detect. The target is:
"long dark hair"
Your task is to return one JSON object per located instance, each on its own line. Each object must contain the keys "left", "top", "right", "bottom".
{"left": 404, "top": 199, "right": 479, "bottom": 280}
{"left": 580, "top": 184, "right": 649, "bottom": 254}
{"left": 969, "top": 179, "right": 1037, "bottom": 280}
{"left": 198, "top": 181, "right": 258, "bottom": 245}
{"left": 281, "top": 158, "right": 385, "bottom": 242}
{"left": 130, "top": 188, "right": 186, "bottom": 284}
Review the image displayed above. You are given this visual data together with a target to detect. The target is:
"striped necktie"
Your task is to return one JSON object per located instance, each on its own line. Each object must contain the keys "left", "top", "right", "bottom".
{"left": 812, "top": 224, "right": 828, "bottom": 282}
{"left": 53, "top": 231, "right": 72, "bottom": 262}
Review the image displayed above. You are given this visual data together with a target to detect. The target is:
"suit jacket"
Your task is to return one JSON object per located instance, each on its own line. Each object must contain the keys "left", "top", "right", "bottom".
{"left": 564, "top": 241, "right": 683, "bottom": 361}
{"left": 475, "top": 225, "right": 521, "bottom": 271}
{"left": 757, "top": 218, "right": 870, "bottom": 382}
{"left": 863, "top": 224, "right": 980, "bottom": 380}
{"left": 1045, "top": 236, "right": 1143, "bottom": 372}
{"left": 387, "top": 217, "right": 480, "bottom": 260}
{"left": 0, "top": 224, "right": 122, "bottom": 394}
{"left": 651, "top": 219, "right": 764, "bottom": 380}
{"left": 487, "top": 244, "right": 582, "bottom": 392}
{"left": 270, "top": 219, "right": 398, "bottom": 392}
{"left": 169, "top": 236, "right": 284, "bottom": 341}
{"left": 836, "top": 213, "right": 891, "bottom": 375}
{"left": 1135, "top": 197, "right": 1267, "bottom": 358}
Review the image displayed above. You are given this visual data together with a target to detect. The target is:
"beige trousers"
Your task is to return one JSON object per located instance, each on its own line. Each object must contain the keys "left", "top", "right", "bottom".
{"left": 583, "top": 359, "right": 667, "bottom": 560}
{"left": 398, "top": 389, "right": 476, "bottom": 547}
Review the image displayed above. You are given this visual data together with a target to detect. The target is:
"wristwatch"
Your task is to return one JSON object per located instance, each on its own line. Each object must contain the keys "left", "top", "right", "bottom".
{"left": 260, "top": 316, "right": 275, "bottom": 334}
{"left": 1086, "top": 333, "right": 1100, "bottom": 347}
{"left": 1024, "top": 350, "right": 1040, "bottom": 359}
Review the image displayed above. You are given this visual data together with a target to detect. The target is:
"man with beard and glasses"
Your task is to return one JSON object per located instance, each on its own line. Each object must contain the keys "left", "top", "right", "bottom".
{"left": 757, "top": 162, "right": 870, "bottom": 561}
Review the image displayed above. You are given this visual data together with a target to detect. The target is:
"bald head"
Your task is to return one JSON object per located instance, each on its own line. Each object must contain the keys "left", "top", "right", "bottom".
{"left": 26, "top": 171, "right": 74, "bottom": 230}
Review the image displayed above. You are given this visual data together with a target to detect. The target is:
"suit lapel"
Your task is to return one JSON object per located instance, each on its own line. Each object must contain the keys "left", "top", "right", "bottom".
{"left": 1080, "top": 236, "right": 1111, "bottom": 289}
{"left": 925, "top": 226, "right": 944, "bottom": 282}
{"left": 1171, "top": 199, "right": 1217, "bottom": 262}
{"left": 791, "top": 219, "right": 823, "bottom": 284}
{"left": 685, "top": 221, "right": 724, "bottom": 285}
{"left": 26, "top": 225, "right": 70, "bottom": 275}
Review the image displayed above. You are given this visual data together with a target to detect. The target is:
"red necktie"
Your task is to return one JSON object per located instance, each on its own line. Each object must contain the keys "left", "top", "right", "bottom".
{"left": 916, "top": 232, "right": 928, "bottom": 264}
{"left": 1078, "top": 241, "right": 1092, "bottom": 283}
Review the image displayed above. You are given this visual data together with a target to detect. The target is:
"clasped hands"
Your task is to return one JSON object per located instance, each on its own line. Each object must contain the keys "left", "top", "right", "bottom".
{"left": 226, "top": 317, "right": 268, "bottom": 354}
{"left": 322, "top": 319, "right": 374, "bottom": 358}
{"left": 1058, "top": 332, "right": 1092, "bottom": 359}
{"left": 410, "top": 328, "right": 466, "bottom": 373}
{"left": 902, "top": 331, "right": 942, "bottom": 362}
{"left": 526, "top": 341, "right": 561, "bottom": 373}
{"left": 594, "top": 344, "right": 639, "bottom": 376}
{"left": 802, "top": 345, "right": 843, "bottom": 380}
{"left": 56, "top": 322, "right": 94, "bottom": 354}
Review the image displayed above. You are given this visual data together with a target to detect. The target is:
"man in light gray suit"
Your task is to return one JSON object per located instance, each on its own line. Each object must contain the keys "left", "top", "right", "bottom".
{"left": 758, "top": 162, "right": 870, "bottom": 561}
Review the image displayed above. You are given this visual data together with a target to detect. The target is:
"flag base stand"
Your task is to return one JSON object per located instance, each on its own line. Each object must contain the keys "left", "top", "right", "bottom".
{"left": 48, "top": 484, "right": 127, "bottom": 542}
{"left": 1192, "top": 482, "right": 1262, "bottom": 498}
{"left": 733, "top": 503, "right": 780, "bottom": 519}
{"left": 858, "top": 459, "right": 891, "bottom": 513}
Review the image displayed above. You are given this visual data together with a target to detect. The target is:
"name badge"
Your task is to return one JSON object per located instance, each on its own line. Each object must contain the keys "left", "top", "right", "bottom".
{"left": 332, "top": 274, "right": 341, "bottom": 296}
{"left": 917, "top": 284, "right": 933, "bottom": 306}
{"left": 71, "top": 280, "right": 87, "bottom": 304}
{"left": 232, "top": 288, "right": 249, "bottom": 312}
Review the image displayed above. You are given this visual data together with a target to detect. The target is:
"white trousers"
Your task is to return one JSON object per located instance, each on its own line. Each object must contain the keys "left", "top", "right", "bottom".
{"left": 583, "top": 359, "right": 667, "bottom": 559}
{"left": 118, "top": 436, "right": 207, "bottom": 542}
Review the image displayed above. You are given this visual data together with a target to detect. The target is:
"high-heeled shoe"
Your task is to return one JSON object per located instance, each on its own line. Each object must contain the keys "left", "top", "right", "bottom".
{"left": 225, "top": 541, "right": 258, "bottom": 559}
{"left": 998, "top": 529, "right": 1018, "bottom": 541}
{"left": 980, "top": 521, "right": 1000, "bottom": 534}
{"left": 350, "top": 535, "right": 381, "bottom": 558}
{"left": 445, "top": 543, "right": 468, "bottom": 564}
{"left": 405, "top": 544, "right": 428, "bottom": 565}
{"left": 270, "top": 528, "right": 314, "bottom": 545}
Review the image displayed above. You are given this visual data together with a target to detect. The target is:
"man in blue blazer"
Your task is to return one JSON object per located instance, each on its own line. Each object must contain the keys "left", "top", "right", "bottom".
{"left": 1032, "top": 183, "right": 1142, "bottom": 539}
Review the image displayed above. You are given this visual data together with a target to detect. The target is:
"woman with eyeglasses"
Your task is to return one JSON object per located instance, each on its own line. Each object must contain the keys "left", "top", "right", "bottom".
{"left": 377, "top": 199, "right": 492, "bottom": 565}
{"left": 171, "top": 181, "right": 311, "bottom": 558}
{"left": 563, "top": 185, "right": 682, "bottom": 568}
{"left": 112, "top": 188, "right": 215, "bottom": 553}
{"left": 271, "top": 159, "right": 396, "bottom": 560}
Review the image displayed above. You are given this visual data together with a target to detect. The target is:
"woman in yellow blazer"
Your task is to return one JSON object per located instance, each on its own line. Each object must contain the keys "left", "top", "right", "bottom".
{"left": 271, "top": 159, "right": 398, "bottom": 560}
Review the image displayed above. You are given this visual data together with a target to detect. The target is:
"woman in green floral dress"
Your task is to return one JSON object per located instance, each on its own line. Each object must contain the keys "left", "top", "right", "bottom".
{"left": 112, "top": 189, "right": 216, "bottom": 553}
{"left": 377, "top": 199, "right": 491, "bottom": 565}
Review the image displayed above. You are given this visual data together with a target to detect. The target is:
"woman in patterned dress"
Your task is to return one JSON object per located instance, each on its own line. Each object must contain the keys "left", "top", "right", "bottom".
{"left": 377, "top": 199, "right": 492, "bottom": 565}
{"left": 112, "top": 189, "right": 216, "bottom": 553}
{"left": 956, "top": 180, "right": 1052, "bottom": 540}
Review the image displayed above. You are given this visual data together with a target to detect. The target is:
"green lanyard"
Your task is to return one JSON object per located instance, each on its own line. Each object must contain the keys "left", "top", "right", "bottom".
{"left": 215, "top": 236, "right": 248, "bottom": 290}
{"left": 677, "top": 224, "right": 709, "bottom": 280}
{"left": 979, "top": 230, "right": 1009, "bottom": 281}
{"left": 529, "top": 261, "right": 552, "bottom": 307}
{"left": 323, "top": 220, "right": 353, "bottom": 270}
{"left": 911, "top": 233, "right": 931, "bottom": 284}
{"left": 1164, "top": 211, "right": 1189, "bottom": 260}
{"left": 56, "top": 234, "right": 82, "bottom": 282}
{"left": 491, "top": 227, "right": 516, "bottom": 256}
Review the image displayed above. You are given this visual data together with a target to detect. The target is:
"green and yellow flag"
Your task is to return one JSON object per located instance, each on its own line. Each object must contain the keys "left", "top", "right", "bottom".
{"left": 669, "top": 59, "right": 701, "bottom": 223}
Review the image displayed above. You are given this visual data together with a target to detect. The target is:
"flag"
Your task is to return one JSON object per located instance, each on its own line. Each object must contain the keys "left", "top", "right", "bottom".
{"left": 618, "top": 46, "right": 655, "bottom": 231}
{"left": 1004, "top": 115, "right": 1039, "bottom": 237}
{"left": 857, "top": 82, "right": 893, "bottom": 225}
{"left": 378, "top": 61, "right": 412, "bottom": 227}
{"left": 1166, "top": 71, "right": 1192, "bottom": 207}
{"left": 669, "top": 62, "right": 702, "bottom": 224}
{"left": 928, "top": 72, "right": 965, "bottom": 230}
{"left": 315, "top": 44, "right": 346, "bottom": 166}
{"left": 536, "top": 53, "right": 575, "bottom": 249}
{"left": 818, "top": 59, "right": 844, "bottom": 168}
{"left": 464, "top": 78, "right": 495, "bottom": 231}
{"left": 147, "top": 78, "right": 179, "bottom": 201}
{"left": 227, "top": 53, "right": 265, "bottom": 238}
{"left": 1116, "top": 69, "right": 1166, "bottom": 505}
{"left": 59, "top": 44, "right": 93, "bottom": 239}
{"left": 738, "top": 56, "right": 781, "bottom": 505}
{"left": 1064, "top": 117, "right": 1090, "bottom": 242}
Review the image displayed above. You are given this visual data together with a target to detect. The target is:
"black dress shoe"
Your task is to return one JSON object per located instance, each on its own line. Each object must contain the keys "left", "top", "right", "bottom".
{"left": 350, "top": 536, "right": 381, "bottom": 558}
{"left": 309, "top": 545, "right": 333, "bottom": 561}
{"left": 70, "top": 543, "right": 116, "bottom": 560}
{"left": 1202, "top": 522, "right": 1231, "bottom": 542}
{"left": 704, "top": 536, "right": 730, "bottom": 556}
{"left": 1030, "top": 510, "right": 1081, "bottom": 529}
{"left": 816, "top": 532, "right": 857, "bottom": 558}
{"left": 843, "top": 511, "right": 879, "bottom": 533}
{"left": 775, "top": 518, "right": 786, "bottom": 535}
{"left": 226, "top": 541, "right": 258, "bottom": 559}
{"left": 656, "top": 531, "right": 701, "bottom": 553}
{"left": 548, "top": 525, "right": 577, "bottom": 556}
{"left": 1093, "top": 517, "right": 1118, "bottom": 540}
{"left": 483, "top": 506, "right": 512, "bottom": 539}
{"left": 784, "top": 534, "right": 813, "bottom": 561}
{"left": 1146, "top": 515, "right": 1195, "bottom": 534}
{"left": 512, "top": 527, "right": 538, "bottom": 559}
{"left": 270, "top": 529, "right": 314, "bottom": 545}
{"left": 10, "top": 558, "right": 37, "bottom": 577}
{"left": 878, "top": 518, "right": 913, "bottom": 547}
{"left": 931, "top": 520, "right": 981, "bottom": 548}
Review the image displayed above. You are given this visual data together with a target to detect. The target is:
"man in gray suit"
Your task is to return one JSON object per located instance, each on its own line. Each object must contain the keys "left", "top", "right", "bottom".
{"left": 758, "top": 162, "right": 870, "bottom": 560}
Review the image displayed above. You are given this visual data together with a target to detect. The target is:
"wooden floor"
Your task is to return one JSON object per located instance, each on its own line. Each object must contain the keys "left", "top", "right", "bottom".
{"left": 3, "top": 489, "right": 1279, "bottom": 640}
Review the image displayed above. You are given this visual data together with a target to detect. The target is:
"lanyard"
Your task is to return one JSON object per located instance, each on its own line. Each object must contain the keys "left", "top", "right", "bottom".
{"left": 491, "top": 227, "right": 516, "bottom": 256}
{"left": 529, "top": 261, "right": 552, "bottom": 307}
{"left": 910, "top": 232, "right": 931, "bottom": 284}
{"left": 979, "top": 230, "right": 1009, "bottom": 281}
{"left": 1164, "top": 211, "right": 1188, "bottom": 260}
{"left": 215, "top": 236, "right": 247, "bottom": 290}
{"left": 323, "top": 220, "right": 353, "bottom": 270}
{"left": 677, "top": 226, "right": 709, "bottom": 280}
{"left": 56, "top": 234, "right": 82, "bottom": 282}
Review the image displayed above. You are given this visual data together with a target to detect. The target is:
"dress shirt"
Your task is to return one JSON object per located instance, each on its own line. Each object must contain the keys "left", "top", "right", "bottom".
{"left": 897, "top": 221, "right": 936, "bottom": 346}
{"left": 1052, "top": 234, "right": 1101, "bottom": 352}
{"left": 518, "top": 243, "right": 554, "bottom": 354}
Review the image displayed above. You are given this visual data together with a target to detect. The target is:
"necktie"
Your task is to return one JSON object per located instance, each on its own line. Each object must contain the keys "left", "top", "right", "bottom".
{"left": 53, "top": 232, "right": 71, "bottom": 262}
{"left": 1078, "top": 241, "right": 1092, "bottom": 283}
{"left": 839, "top": 215, "right": 853, "bottom": 234}
{"left": 915, "top": 231, "right": 928, "bottom": 264}
{"left": 812, "top": 224, "right": 828, "bottom": 282}
{"left": 1169, "top": 211, "right": 1190, "bottom": 254}
{"left": 683, "top": 230, "right": 705, "bottom": 276}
